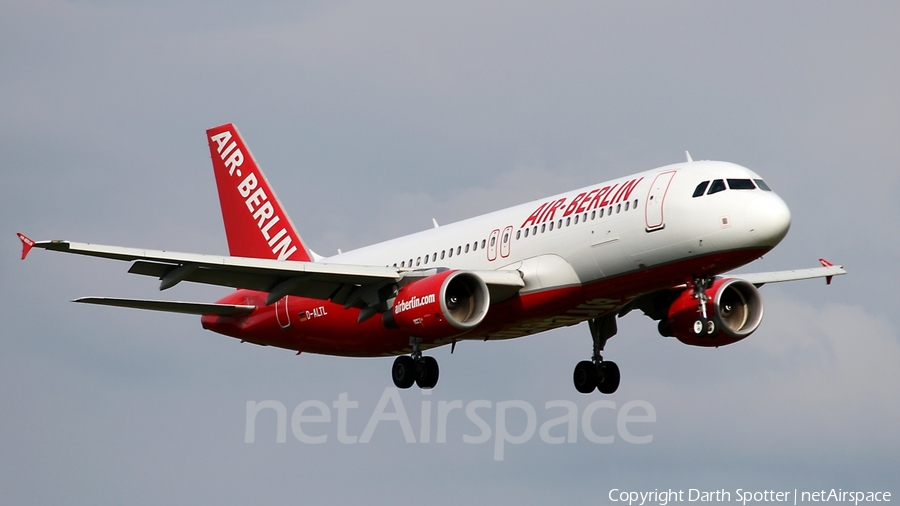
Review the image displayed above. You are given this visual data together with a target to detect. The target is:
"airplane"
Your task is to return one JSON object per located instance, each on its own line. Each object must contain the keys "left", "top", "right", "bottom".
{"left": 18, "top": 123, "right": 846, "bottom": 394}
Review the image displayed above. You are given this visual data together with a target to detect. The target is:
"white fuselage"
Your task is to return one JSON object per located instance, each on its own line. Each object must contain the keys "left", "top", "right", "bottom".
{"left": 326, "top": 161, "right": 791, "bottom": 293}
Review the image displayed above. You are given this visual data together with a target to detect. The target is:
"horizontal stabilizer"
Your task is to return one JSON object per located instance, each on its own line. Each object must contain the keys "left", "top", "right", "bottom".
{"left": 74, "top": 297, "right": 256, "bottom": 316}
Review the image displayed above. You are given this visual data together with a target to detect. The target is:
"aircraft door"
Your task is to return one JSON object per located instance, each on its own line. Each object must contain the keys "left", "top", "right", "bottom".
{"left": 644, "top": 170, "right": 677, "bottom": 232}
{"left": 487, "top": 229, "right": 500, "bottom": 261}
{"left": 500, "top": 226, "right": 513, "bottom": 258}
{"left": 275, "top": 296, "right": 291, "bottom": 329}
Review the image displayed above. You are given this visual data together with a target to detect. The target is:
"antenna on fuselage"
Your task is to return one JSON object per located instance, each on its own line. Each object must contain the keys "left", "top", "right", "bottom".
{"left": 432, "top": 218, "right": 440, "bottom": 228}
{"left": 685, "top": 151, "right": 693, "bottom": 163}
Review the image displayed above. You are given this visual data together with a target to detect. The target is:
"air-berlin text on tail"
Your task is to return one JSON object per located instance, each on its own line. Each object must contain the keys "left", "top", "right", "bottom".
{"left": 521, "top": 177, "right": 644, "bottom": 228}
{"left": 209, "top": 130, "right": 298, "bottom": 261}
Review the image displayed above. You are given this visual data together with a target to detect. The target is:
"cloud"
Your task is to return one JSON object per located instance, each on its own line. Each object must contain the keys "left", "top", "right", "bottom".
{"left": 2, "top": 0, "right": 899, "bottom": 503}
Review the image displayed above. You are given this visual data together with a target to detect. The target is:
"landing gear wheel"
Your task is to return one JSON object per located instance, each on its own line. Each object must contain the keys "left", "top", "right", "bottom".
{"left": 693, "top": 318, "right": 716, "bottom": 336}
{"left": 416, "top": 356, "right": 440, "bottom": 389}
{"left": 392, "top": 356, "right": 416, "bottom": 389}
{"left": 573, "top": 360, "right": 597, "bottom": 394}
{"left": 597, "top": 361, "right": 620, "bottom": 394}
{"left": 693, "top": 319, "right": 706, "bottom": 335}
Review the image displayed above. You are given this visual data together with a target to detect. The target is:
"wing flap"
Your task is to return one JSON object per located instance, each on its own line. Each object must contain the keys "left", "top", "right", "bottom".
{"left": 74, "top": 297, "right": 256, "bottom": 316}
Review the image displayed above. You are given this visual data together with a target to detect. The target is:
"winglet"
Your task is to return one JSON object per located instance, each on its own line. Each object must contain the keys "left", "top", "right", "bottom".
{"left": 819, "top": 258, "right": 835, "bottom": 285}
{"left": 17, "top": 233, "right": 35, "bottom": 260}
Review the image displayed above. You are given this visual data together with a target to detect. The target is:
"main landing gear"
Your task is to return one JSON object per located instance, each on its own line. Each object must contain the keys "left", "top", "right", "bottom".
{"left": 691, "top": 275, "right": 716, "bottom": 336}
{"left": 392, "top": 337, "right": 439, "bottom": 390}
{"left": 573, "top": 314, "right": 620, "bottom": 394}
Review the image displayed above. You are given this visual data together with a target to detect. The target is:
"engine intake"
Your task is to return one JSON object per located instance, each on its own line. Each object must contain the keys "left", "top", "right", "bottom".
{"left": 386, "top": 270, "right": 490, "bottom": 338}
{"left": 664, "top": 277, "right": 764, "bottom": 347}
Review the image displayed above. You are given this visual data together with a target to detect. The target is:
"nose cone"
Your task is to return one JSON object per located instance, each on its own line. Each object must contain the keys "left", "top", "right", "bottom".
{"left": 746, "top": 193, "right": 791, "bottom": 247}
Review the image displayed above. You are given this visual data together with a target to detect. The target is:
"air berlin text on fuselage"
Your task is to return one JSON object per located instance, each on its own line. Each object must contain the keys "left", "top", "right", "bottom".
{"left": 209, "top": 130, "right": 298, "bottom": 261}
{"left": 521, "top": 177, "right": 644, "bottom": 228}
{"left": 394, "top": 294, "right": 436, "bottom": 314}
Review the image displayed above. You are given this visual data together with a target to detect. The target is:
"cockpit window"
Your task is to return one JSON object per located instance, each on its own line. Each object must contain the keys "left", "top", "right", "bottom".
{"left": 707, "top": 179, "right": 726, "bottom": 195}
{"left": 727, "top": 179, "right": 756, "bottom": 190}
{"left": 692, "top": 181, "right": 709, "bottom": 198}
{"left": 754, "top": 179, "right": 772, "bottom": 191}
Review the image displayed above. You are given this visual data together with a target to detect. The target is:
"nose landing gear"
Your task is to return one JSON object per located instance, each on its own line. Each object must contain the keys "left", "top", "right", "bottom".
{"left": 392, "top": 337, "right": 439, "bottom": 390}
{"left": 573, "top": 314, "right": 621, "bottom": 394}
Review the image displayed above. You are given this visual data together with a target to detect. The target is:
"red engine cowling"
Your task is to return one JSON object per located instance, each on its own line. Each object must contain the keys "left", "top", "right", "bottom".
{"left": 665, "top": 277, "right": 764, "bottom": 347}
{"left": 388, "top": 270, "right": 490, "bottom": 339}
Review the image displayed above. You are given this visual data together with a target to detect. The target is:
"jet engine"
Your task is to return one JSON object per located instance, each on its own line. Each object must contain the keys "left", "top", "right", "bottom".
{"left": 384, "top": 270, "right": 490, "bottom": 339}
{"left": 662, "top": 277, "right": 764, "bottom": 347}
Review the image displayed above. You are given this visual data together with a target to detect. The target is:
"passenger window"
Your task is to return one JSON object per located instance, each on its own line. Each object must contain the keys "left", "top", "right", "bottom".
{"left": 490, "top": 237, "right": 496, "bottom": 247}
{"left": 541, "top": 224, "right": 546, "bottom": 233}
{"left": 448, "top": 248, "right": 453, "bottom": 258}
{"left": 409, "top": 258, "right": 413, "bottom": 266}
{"left": 707, "top": 179, "right": 726, "bottom": 195}
{"left": 401, "top": 261, "right": 405, "bottom": 267}
{"left": 481, "top": 239, "right": 486, "bottom": 249}
{"left": 616, "top": 204, "right": 621, "bottom": 213}
{"left": 516, "top": 230, "right": 521, "bottom": 240}
{"left": 503, "top": 233, "right": 509, "bottom": 243}
{"left": 633, "top": 199, "right": 638, "bottom": 209}
{"left": 433, "top": 252, "right": 437, "bottom": 262}
{"left": 727, "top": 179, "right": 755, "bottom": 190}
{"left": 693, "top": 181, "right": 710, "bottom": 197}
{"left": 557, "top": 219, "right": 562, "bottom": 229}
{"left": 424, "top": 254, "right": 429, "bottom": 264}
{"left": 754, "top": 179, "right": 772, "bottom": 191}
{"left": 591, "top": 210, "right": 596, "bottom": 220}
{"left": 473, "top": 241, "right": 478, "bottom": 251}
{"left": 549, "top": 221, "right": 554, "bottom": 231}
{"left": 566, "top": 217, "right": 571, "bottom": 226}
{"left": 533, "top": 226, "right": 537, "bottom": 236}
{"left": 457, "top": 246, "right": 461, "bottom": 255}
{"left": 574, "top": 215, "right": 579, "bottom": 224}
{"left": 465, "top": 244, "right": 469, "bottom": 253}
{"left": 524, "top": 228, "right": 529, "bottom": 238}
{"left": 583, "top": 212, "right": 587, "bottom": 222}
{"left": 600, "top": 208, "right": 604, "bottom": 218}
{"left": 416, "top": 257, "right": 421, "bottom": 266}
{"left": 624, "top": 201, "right": 629, "bottom": 211}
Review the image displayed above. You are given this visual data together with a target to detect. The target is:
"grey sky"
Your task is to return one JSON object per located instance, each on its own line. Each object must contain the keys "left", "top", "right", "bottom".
{"left": 2, "top": 1, "right": 898, "bottom": 504}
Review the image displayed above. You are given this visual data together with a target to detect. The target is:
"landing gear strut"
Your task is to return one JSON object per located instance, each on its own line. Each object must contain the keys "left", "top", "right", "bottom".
{"left": 392, "top": 337, "right": 439, "bottom": 390}
{"left": 691, "top": 276, "right": 716, "bottom": 336}
{"left": 573, "top": 314, "right": 620, "bottom": 394}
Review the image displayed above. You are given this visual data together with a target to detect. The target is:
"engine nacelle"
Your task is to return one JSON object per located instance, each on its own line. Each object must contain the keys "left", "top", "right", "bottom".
{"left": 386, "top": 270, "right": 490, "bottom": 339}
{"left": 664, "top": 277, "right": 764, "bottom": 347}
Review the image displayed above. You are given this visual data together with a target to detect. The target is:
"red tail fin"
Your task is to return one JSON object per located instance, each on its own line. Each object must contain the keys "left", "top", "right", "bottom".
{"left": 207, "top": 124, "right": 311, "bottom": 262}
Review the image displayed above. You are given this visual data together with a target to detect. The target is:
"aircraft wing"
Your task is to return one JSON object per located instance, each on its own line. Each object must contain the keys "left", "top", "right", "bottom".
{"left": 728, "top": 259, "right": 846, "bottom": 287}
{"left": 22, "top": 237, "right": 524, "bottom": 305}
